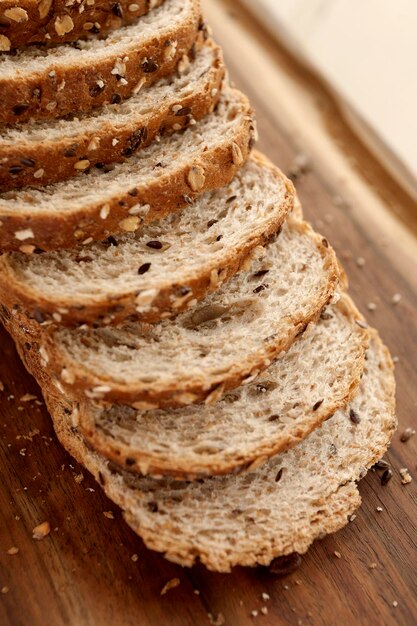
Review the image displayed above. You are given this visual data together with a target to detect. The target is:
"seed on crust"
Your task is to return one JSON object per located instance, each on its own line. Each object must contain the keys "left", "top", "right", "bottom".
{"left": 74, "top": 159, "right": 90, "bottom": 171}
{"left": 231, "top": 142, "right": 244, "bottom": 166}
{"left": 119, "top": 216, "right": 140, "bottom": 232}
{"left": 164, "top": 39, "right": 178, "bottom": 62}
{"left": 54, "top": 15, "right": 74, "bottom": 35}
{"left": 38, "top": 0, "right": 52, "bottom": 18}
{"left": 0, "top": 35, "right": 11, "bottom": 51}
{"left": 187, "top": 166, "right": 206, "bottom": 191}
{"left": 4, "top": 7, "right": 28, "bottom": 22}
{"left": 15, "top": 228, "right": 34, "bottom": 241}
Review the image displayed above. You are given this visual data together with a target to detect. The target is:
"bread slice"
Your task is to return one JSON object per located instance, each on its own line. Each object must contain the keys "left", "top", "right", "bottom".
{"left": 0, "top": 153, "right": 291, "bottom": 327}
{"left": 0, "top": 0, "right": 201, "bottom": 124}
{"left": 8, "top": 322, "right": 396, "bottom": 572}
{"left": 0, "top": 0, "right": 164, "bottom": 50}
{"left": 76, "top": 295, "right": 368, "bottom": 479}
{"left": 9, "top": 215, "right": 340, "bottom": 409}
{"left": 0, "top": 41, "right": 224, "bottom": 191}
{"left": 0, "top": 88, "right": 255, "bottom": 252}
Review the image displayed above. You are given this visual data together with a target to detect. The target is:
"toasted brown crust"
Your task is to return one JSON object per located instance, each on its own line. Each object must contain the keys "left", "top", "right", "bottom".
{"left": 78, "top": 295, "right": 369, "bottom": 479}
{"left": 0, "top": 41, "right": 224, "bottom": 191}
{"left": 0, "top": 0, "right": 202, "bottom": 124}
{"left": 3, "top": 216, "right": 341, "bottom": 410}
{"left": 0, "top": 0, "right": 164, "bottom": 49}
{"left": 0, "top": 89, "right": 254, "bottom": 253}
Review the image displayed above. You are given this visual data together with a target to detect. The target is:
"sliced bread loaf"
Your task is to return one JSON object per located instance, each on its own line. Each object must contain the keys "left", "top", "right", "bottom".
{"left": 10, "top": 216, "right": 340, "bottom": 409}
{"left": 0, "top": 0, "right": 201, "bottom": 124}
{"left": 0, "top": 0, "right": 164, "bottom": 50}
{"left": 0, "top": 154, "right": 292, "bottom": 326}
{"left": 0, "top": 88, "right": 255, "bottom": 252}
{"left": 0, "top": 41, "right": 224, "bottom": 190}
{"left": 75, "top": 295, "right": 368, "bottom": 479}
{"left": 11, "top": 325, "right": 396, "bottom": 572}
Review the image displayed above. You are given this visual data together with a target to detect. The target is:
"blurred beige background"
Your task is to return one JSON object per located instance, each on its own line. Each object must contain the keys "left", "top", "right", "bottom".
{"left": 240, "top": 0, "right": 417, "bottom": 198}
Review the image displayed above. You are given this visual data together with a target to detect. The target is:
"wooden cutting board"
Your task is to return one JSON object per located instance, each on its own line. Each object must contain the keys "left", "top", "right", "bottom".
{"left": 1, "top": 2, "right": 417, "bottom": 625}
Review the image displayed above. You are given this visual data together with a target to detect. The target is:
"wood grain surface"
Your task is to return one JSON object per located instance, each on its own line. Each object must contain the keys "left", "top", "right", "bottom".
{"left": 1, "top": 2, "right": 417, "bottom": 625}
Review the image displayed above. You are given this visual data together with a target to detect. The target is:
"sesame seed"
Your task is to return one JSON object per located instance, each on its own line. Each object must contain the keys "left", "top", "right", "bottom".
{"left": 392, "top": 293, "right": 402, "bottom": 304}
{"left": 356, "top": 256, "right": 365, "bottom": 267}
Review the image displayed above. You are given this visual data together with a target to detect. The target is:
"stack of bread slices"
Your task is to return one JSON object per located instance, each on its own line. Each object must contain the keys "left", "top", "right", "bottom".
{"left": 0, "top": 0, "right": 396, "bottom": 572}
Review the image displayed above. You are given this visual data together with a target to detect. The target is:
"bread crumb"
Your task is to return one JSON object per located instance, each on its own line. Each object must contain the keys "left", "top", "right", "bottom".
{"left": 400, "top": 428, "right": 415, "bottom": 443}
{"left": 160, "top": 577, "right": 180, "bottom": 595}
{"left": 7, "top": 547, "right": 19, "bottom": 555}
{"left": 103, "top": 511, "right": 114, "bottom": 519}
{"left": 32, "top": 521, "right": 50, "bottom": 540}
{"left": 392, "top": 600, "right": 398, "bottom": 607}
{"left": 20, "top": 393, "right": 37, "bottom": 402}
{"left": 391, "top": 293, "right": 402, "bottom": 305}
{"left": 131, "top": 554, "right": 138, "bottom": 562}
{"left": 261, "top": 592, "right": 270, "bottom": 601}
{"left": 356, "top": 256, "right": 365, "bottom": 267}
{"left": 260, "top": 606, "right": 268, "bottom": 615}
{"left": 366, "top": 302, "right": 377, "bottom": 312}
{"left": 208, "top": 613, "right": 225, "bottom": 625}
{"left": 73, "top": 472, "right": 84, "bottom": 484}
{"left": 376, "top": 506, "right": 383, "bottom": 513}
{"left": 251, "top": 609, "right": 258, "bottom": 617}
{"left": 399, "top": 468, "right": 412, "bottom": 485}
{"left": 369, "top": 562, "right": 377, "bottom": 569}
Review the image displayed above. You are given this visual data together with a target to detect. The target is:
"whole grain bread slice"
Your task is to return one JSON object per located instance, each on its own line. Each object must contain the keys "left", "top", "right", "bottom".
{"left": 0, "top": 0, "right": 201, "bottom": 124}
{"left": 0, "top": 41, "right": 224, "bottom": 191}
{"left": 0, "top": 0, "right": 164, "bottom": 50}
{"left": 0, "top": 153, "right": 291, "bottom": 326}
{"left": 9, "top": 323, "right": 396, "bottom": 572}
{"left": 7, "top": 215, "right": 340, "bottom": 409}
{"left": 0, "top": 88, "right": 255, "bottom": 252}
{"left": 75, "top": 295, "right": 368, "bottom": 479}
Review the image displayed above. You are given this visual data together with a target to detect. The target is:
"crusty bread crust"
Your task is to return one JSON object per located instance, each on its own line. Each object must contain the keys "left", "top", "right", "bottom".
{"left": 0, "top": 89, "right": 254, "bottom": 253}
{"left": 2, "top": 216, "right": 341, "bottom": 410}
{"left": 0, "top": 0, "right": 201, "bottom": 124}
{"left": 0, "top": 41, "right": 224, "bottom": 191}
{"left": 0, "top": 0, "right": 164, "bottom": 50}
{"left": 77, "top": 295, "right": 369, "bottom": 479}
